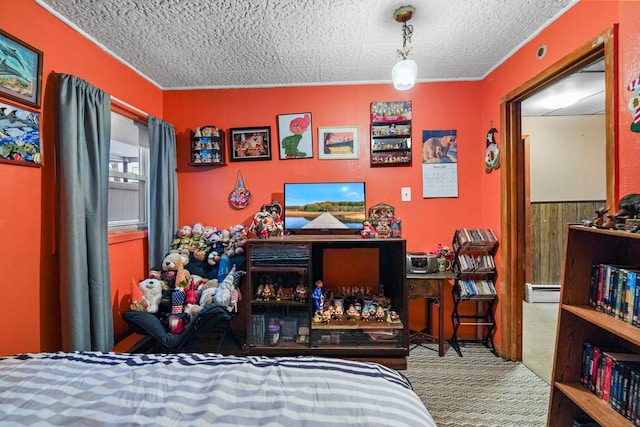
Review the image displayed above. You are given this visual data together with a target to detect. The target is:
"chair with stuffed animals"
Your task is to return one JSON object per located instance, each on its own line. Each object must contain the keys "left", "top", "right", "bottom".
{"left": 123, "top": 264, "right": 247, "bottom": 354}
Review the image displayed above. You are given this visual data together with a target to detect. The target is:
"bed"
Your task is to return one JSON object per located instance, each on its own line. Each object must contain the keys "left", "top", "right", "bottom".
{"left": 0, "top": 351, "right": 436, "bottom": 426}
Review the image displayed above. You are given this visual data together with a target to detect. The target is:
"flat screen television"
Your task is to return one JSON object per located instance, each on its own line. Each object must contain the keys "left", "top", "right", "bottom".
{"left": 283, "top": 182, "right": 366, "bottom": 234}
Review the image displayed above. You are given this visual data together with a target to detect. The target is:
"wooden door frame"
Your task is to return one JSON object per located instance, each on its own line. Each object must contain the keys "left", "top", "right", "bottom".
{"left": 499, "top": 26, "right": 617, "bottom": 361}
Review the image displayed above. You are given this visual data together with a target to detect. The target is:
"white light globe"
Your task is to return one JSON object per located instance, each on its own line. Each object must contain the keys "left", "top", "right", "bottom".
{"left": 392, "top": 59, "right": 418, "bottom": 90}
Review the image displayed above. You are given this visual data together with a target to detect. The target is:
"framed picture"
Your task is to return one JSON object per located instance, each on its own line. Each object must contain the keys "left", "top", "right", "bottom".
{"left": 0, "top": 101, "right": 41, "bottom": 167}
{"left": 229, "top": 126, "right": 272, "bottom": 161}
{"left": 0, "top": 29, "right": 43, "bottom": 109}
{"left": 277, "top": 112, "right": 313, "bottom": 159}
{"left": 318, "top": 126, "right": 359, "bottom": 159}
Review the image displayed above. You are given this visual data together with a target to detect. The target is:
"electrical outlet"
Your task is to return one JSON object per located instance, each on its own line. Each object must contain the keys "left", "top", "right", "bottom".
{"left": 401, "top": 187, "right": 411, "bottom": 202}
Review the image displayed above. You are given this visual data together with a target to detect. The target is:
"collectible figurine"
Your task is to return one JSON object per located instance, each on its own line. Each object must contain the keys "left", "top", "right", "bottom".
{"left": 312, "top": 280, "right": 325, "bottom": 312}
{"left": 322, "top": 309, "right": 332, "bottom": 323}
{"left": 295, "top": 283, "right": 308, "bottom": 302}
{"left": 333, "top": 304, "right": 344, "bottom": 321}
{"left": 347, "top": 304, "right": 358, "bottom": 321}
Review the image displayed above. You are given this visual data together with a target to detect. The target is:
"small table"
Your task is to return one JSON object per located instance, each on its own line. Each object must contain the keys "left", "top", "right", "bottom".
{"left": 407, "top": 271, "right": 455, "bottom": 357}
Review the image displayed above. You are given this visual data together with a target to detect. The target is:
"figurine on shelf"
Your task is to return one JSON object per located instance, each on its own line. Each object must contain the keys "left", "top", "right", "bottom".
{"left": 321, "top": 309, "right": 332, "bottom": 323}
{"left": 295, "top": 283, "right": 308, "bottom": 302}
{"left": 361, "top": 221, "right": 377, "bottom": 239}
{"left": 312, "top": 280, "right": 325, "bottom": 312}
{"left": 333, "top": 304, "right": 344, "bottom": 321}
{"left": 376, "top": 306, "right": 386, "bottom": 322}
{"left": 194, "top": 126, "right": 202, "bottom": 137}
{"left": 592, "top": 206, "right": 610, "bottom": 228}
{"left": 346, "top": 304, "right": 358, "bottom": 321}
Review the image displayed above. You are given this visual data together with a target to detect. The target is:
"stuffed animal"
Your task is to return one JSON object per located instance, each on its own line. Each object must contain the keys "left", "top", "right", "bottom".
{"left": 162, "top": 252, "right": 191, "bottom": 289}
{"left": 190, "top": 222, "right": 209, "bottom": 260}
{"left": 214, "top": 265, "right": 246, "bottom": 312}
{"left": 202, "top": 225, "right": 217, "bottom": 242}
{"left": 184, "top": 303, "right": 202, "bottom": 319}
{"left": 227, "top": 224, "right": 247, "bottom": 256}
{"left": 199, "top": 279, "right": 219, "bottom": 306}
{"left": 171, "top": 225, "right": 193, "bottom": 254}
{"left": 137, "top": 278, "right": 164, "bottom": 313}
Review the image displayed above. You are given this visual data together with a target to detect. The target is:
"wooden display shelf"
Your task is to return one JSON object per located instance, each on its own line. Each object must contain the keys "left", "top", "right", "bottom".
{"left": 562, "top": 304, "right": 640, "bottom": 346}
{"left": 312, "top": 320, "right": 403, "bottom": 330}
{"left": 250, "top": 300, "right": 308, "bottom": 307}
{"left": 554, "top": 382, "right": 633, "bottom": 426}
{"left": 548, "top": 225, "right": 640, "bottom": 426}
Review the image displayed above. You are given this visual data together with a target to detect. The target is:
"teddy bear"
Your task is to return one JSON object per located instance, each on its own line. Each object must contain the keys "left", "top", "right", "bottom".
{"left": 135, "top": 278, "right": 164, "bottom": 313}
{"left": 161, "top": 252, "right": 191, "bottom": 289}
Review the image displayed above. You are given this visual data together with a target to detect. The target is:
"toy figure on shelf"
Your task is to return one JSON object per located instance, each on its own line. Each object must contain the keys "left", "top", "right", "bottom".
{"left": 333, "top": 304, "right": 344, "bottom": 321}
{"left": 592, "top": 206, "right": 610, "bottom": 228}
{"left": 361, "top": 221, "right": 377, "bottom": 238}
{"left": 295, "top": 283, "right": 308, "bottom": 302}
{"left": 312, "top": 280, "right": 325, "bottom": 312}
{"left": 346, "top": 304, "right": 358, "bottom": 321}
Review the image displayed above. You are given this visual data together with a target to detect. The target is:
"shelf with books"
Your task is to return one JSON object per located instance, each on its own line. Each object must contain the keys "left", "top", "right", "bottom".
{"left": 449, "top": 228, "right": 498, "bottom": 357}
{"left": 548, "top": 225, "right": 640, "bottom": 426}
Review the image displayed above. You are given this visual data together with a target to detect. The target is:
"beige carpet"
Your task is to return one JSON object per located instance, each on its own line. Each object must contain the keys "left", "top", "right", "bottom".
{"left": 404, "top": 343, "right": 550, "bottom": 427}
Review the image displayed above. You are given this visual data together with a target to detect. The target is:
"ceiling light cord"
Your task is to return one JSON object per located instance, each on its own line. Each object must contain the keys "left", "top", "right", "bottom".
{"left": 398, "top": 21, "right": 414, "bottom": 60}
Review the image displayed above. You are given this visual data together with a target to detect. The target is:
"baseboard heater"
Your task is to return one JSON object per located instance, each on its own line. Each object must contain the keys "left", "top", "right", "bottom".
{"left": 525, "top": 283, "right": 561, "bottom": 303}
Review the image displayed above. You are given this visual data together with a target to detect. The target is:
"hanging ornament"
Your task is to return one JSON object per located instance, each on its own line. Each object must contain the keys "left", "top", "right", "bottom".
{"left": 229, "top": 169, "right": 251, "bottom": 209}
{"left": 627, "top": 75, "right": 640, "bottom": 133}
{"left": 485, "top": 127, "right": 500, "bottom": 173}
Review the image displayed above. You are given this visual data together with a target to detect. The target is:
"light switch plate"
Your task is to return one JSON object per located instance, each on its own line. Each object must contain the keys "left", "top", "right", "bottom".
{"left": 401, "top": 187, "right": 411, "bottom": 202}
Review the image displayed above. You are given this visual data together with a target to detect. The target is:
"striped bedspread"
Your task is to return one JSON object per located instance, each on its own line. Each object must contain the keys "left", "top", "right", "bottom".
{"left": 0, "top": 352, "right": 436, "bottom": 426}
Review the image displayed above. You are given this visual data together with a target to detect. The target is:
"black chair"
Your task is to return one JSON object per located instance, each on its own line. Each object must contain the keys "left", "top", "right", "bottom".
{"left": 123, "top": 304, "right": 237, "bottom": 353}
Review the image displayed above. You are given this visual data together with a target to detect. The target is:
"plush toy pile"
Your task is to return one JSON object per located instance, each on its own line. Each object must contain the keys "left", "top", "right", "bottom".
{"left": 129, "top": 222, "right": 248, "bottom": 334}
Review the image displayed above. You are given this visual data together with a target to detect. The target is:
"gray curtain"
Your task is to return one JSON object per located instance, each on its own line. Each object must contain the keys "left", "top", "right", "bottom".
{"left": 148, "top": 115, "right": 178, "bottom": 269}
{"left": 54, "top": 73, "right": 113, "bottom": 352}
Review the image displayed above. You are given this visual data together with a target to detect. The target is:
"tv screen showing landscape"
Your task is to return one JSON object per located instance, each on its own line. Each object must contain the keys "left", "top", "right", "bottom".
{"left": 284, "top": 182, "right": 366, "bottom": 232}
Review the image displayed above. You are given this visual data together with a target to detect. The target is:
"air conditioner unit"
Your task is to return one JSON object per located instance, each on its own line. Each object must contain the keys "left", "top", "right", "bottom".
{"left": 525, "top": 283, "right": 561, "bottom": 303}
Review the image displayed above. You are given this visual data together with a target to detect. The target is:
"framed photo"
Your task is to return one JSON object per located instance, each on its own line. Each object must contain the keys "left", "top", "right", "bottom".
{"left": 0, "top": 101, "right": 41, "bottom": 167}
{"left": 229, "top": 126, "right": 272, "bottom": 161}
{"left": 277, "top": 112, "right": 313, "bottom": 159}
{"left": 0, "top": 29, "right": 43, "bottom": 109}
{"left": 318, "top": 126, "right": 358, "bottom": 159}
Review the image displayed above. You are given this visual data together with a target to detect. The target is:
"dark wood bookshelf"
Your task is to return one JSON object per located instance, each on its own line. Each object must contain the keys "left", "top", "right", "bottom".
{"left": 548, "top": 225, "right": 640, "bottom": 426}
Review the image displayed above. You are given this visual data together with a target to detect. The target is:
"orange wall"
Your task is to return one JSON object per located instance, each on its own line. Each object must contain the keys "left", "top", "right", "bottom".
{"left": 3, "top": 0, "right": 640, "bottom": 355}
{"left": 163, "top": 82, "right": 486, "bottom": 336}
{"left": 0, "top": 0, "right": 162, "bottom": 356}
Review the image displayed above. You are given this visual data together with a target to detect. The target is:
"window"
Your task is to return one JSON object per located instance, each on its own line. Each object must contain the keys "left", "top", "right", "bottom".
{"left": 108, "top": 112, "right": 148, "bottom": 230}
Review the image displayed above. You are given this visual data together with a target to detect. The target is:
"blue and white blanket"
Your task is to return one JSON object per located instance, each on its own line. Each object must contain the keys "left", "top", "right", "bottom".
{"left": 0, "top": 352, "right": 436, "bottom": 426}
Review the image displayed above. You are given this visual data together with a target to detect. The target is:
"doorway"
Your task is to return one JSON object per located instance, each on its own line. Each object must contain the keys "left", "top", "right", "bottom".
{"left": 499, "top": 27, "right": 617, "bottom": 361}
{"left": 519, "top": 59, "right": 606, "bottom": 381}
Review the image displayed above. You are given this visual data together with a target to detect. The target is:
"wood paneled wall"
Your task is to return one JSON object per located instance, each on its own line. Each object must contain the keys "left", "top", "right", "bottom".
{"left": 529, "top": 201, "right": 605, "bottom": 285}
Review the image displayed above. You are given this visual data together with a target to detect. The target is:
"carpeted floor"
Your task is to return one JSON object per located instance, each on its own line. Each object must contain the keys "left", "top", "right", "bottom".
{"left": 405, "top": 343, "right": 550, "bottom": 427}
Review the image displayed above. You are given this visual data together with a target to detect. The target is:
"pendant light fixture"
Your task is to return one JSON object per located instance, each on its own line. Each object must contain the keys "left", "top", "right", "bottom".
{"left": 391, "top": 5, "right": 417, "bottom": 91}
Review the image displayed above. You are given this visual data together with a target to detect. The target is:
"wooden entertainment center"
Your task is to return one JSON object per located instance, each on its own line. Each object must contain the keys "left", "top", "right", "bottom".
{"left": 244, "top": 235, "right": 408, "bottom": 369}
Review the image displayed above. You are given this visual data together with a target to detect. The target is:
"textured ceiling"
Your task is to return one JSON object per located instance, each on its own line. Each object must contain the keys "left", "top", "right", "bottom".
{"left": 36, "top": 0, "right": 578, "bottom": 90}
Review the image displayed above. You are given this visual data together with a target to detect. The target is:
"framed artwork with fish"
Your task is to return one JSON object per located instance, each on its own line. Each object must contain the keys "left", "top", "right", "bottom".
{"left": 0, "top": 101, "right": 41, "bottom": 167}
{"left": 0, "top": 29, "right": 43, "bottom": 109}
